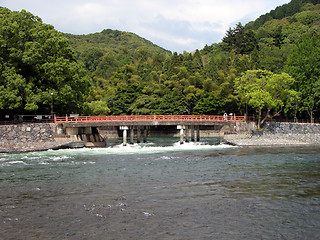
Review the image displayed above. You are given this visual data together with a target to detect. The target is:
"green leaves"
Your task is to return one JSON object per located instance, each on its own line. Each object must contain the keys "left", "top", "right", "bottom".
{"left": 0, "top": 8, "right": 90, "bottom": 115}
{"left": 86, "top": 100, "right": 110, "bottom": 116}
{"left": 0, "top": 66, "right": 25, "bottom": 110}
{"left": 285, "top": 34, "right": 320, "bottom": 121}
{"left": 235, "top": 69, "right": 297, "bottom": 127}
{"left": 222, "top": 23, "right": 258, "bottom": 54}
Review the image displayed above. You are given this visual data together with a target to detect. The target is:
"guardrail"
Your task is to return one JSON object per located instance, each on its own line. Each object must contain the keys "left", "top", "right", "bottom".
{"left": 54, "top": 115, "right": 247, "bottom": 123}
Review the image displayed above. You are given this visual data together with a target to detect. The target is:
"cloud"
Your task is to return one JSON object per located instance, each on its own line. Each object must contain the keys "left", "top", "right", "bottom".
{"left": 1, "top": 0, "right": 291, "bottom": 52}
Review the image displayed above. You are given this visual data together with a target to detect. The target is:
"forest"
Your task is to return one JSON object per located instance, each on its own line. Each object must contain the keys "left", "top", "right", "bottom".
{"left": 0, "top": 0, "right": 320, "bottom": 126}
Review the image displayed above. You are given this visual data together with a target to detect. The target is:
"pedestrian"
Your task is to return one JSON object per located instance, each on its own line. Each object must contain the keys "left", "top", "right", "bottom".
{"left": 223, "top": 113, "right": 227, "bottom": 120}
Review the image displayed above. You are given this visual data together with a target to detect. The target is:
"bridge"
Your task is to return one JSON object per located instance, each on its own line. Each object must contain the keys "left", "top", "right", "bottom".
{"left": 54, "top": 115, "right": 246, "bottom": 124}
{"left": 54, "top": 115, "right": 247, "bottom": 146}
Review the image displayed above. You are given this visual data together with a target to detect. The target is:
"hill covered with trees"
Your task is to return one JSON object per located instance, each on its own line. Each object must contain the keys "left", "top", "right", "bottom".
{"left": 1, "top": 0, "right": 320, "bottom": 124}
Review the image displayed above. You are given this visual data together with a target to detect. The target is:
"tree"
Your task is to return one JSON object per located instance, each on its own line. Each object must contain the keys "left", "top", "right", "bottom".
{"left": 0, "top": 8, "right": 90, "bottom": 115}
{"left": 235, "top": 70, "right": 297, "bottom": 128}
{"left": 285, "top": 34, "right": 320, "bottom": 122}
{"left": 79, "top": 47, "right": 104, "bottom": 73}
{"left": 86, "top": 100, "right": 110, "bottom": 116}
{"left": 193, "top": 92, "right": 224, "bottom": 115}
{"left": 222, "top": 23, "right": 258, "bottom": 54}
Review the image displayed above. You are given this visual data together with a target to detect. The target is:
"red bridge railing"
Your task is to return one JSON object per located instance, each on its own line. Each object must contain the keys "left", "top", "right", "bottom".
{"left": 54, "top": 115, "right": 247, "bottom": 123}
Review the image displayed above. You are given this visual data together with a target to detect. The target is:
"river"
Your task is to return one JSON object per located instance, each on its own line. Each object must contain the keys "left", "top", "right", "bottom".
{"left": 1, "top": 138, "right": 319, "bottom": 239}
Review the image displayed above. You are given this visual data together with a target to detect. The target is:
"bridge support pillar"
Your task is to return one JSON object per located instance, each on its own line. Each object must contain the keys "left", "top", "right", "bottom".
{"left": 137, "top": 127, "right": 141, "bottom": 143}
{"left": 143, "top": 127, "right": 148, "bottom": 143}
{"left": 177, "top": 125, "right": 185, "bottom": 144}
{"left": 120, "top": 126, "right": 129, "bottom": 146}
{"left": 130, "top": 127, "right": 134, "bottom": 145}
{"left": 191, "top": 125, "right": 195, "bottom": 142}
{"left": 185, "top": 126, "right": 189, "bottom": 143}
{"left": 196, "top": 126, "right": 200, "bottom": 142}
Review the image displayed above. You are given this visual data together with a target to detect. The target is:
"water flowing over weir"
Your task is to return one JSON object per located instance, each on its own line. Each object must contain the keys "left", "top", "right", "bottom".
{"left": 0, "top": 140, "right": 319, "bottom": 239}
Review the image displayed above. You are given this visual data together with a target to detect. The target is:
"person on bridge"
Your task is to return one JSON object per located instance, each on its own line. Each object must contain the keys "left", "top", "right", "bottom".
{"left": 223, "top": 113, "right": 227, "bottom": 120}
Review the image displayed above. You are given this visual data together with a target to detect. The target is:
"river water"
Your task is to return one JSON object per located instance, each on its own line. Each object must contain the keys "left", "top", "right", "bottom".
{"left": 0, "top": 138, "right": 319, "bottom": 240}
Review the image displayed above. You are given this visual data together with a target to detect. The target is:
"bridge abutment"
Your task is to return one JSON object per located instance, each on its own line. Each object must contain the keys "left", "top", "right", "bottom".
{"left": 64, "top": 126, "right": 106, "bottom": 147}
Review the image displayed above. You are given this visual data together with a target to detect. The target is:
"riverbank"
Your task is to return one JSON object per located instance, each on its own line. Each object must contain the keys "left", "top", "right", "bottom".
{"left": 1, "top": 122, "right": 320, "bottom": 153}
{"left": 224, "top": 122, "right": 320, "bottom": 146}
{"left": 0, "top": 123, "right": 84, "bottom": 153}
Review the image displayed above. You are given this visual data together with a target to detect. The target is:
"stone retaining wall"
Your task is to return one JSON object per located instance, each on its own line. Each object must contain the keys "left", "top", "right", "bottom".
{"left": 251, "top": 122, "right": 320, "bottom": 145}
{"left": 0, "top": 123, "right": 82, "bottom": 153}
{"left": 0, "top": 123, "right": 57, "bottom": 143}
{"left": 262, "top": 122, "right": 320, "bottom": 135}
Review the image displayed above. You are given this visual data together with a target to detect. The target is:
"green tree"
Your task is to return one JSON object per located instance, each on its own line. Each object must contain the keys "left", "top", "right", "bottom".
{"left": 79, "top": 47, "right": 104, "bottom": 73}
{"left": 222, "top": 23, "right": 258, "bottom": 54}
{"left": 235, "top": 70, "right": 297, "bottom": 128}
{"left": 193, "top": 93, "right": 224, "bottom": 115}
{"left": 285, "top": 34, "right": 320, "bottom": 122}
{"left": 86, "top": 100, "right": 110, "bottom": 116}
{"left": 0, "top": 8, "right": 90, "bottom": 115}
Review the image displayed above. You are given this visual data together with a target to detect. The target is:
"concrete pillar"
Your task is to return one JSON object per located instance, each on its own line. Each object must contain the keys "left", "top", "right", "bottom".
{"left": 191, "top": 125, "right": 195, "bottom": 142}
{"left": 180, "top": 128, "right": 184, "bottom": 144}
{"left": 84, "top": 127, "right": 92, "bottom": 134}
{"left": 120, "top": 126, "right": 129, "bottom": 146}
{"left": 56, "top": 124, "right": 64, "bottom": 135}
{"left": 196, "top": 126, "right": 200, "bottom": 142}
{"left": 123, "top": 129, "right": 127, "bottom": 146}
{"left": 143, "top": 127, "right": 147, "bottom": 143}
{"left": 185, "top": 126, "right": 189, "bottom": 143}
{"left": 130, "top": 127, "right": 134, "bottom": 145}
{"left": 137, "top": 127, "right": 141, "bottom": 143}
{"left": 177, "top": 125, "right": 185, "bottom": 144}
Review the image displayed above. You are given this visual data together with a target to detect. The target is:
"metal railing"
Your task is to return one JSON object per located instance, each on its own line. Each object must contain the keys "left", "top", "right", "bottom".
{"left": 54, "top": 115, "right": 247, "bottom": 123}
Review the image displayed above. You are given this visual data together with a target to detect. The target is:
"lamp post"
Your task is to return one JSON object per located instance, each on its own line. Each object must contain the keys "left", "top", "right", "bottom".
{"left": 245, "top": 95, "right": 248, "bottom": 121}
{"left": 50, "top": 92, "right": 54, "bottom": 116}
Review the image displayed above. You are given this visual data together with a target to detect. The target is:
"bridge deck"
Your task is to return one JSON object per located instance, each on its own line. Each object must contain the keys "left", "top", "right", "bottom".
{"left": 54, "top": 115, "right": 246, "bottom": 124}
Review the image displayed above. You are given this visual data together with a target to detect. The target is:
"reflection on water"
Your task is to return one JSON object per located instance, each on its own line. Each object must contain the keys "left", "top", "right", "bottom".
{"left": 0, "top": 138, "right": 320, "bottom": 239}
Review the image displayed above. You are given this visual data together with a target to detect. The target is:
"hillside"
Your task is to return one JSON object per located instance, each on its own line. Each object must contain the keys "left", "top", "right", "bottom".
{"left": 246, "top": 0, "right": 320, "bottom": 30}
{"left": 243, "top": 1, "right": 320, "bottom": 72}
{"left": 65, "top": 29, "right": 170, "bottom": 60}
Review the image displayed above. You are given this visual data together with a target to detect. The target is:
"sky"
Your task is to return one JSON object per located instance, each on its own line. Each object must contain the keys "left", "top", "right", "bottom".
{"left": 1, "top": 0, "right": 291, "bottom": 53}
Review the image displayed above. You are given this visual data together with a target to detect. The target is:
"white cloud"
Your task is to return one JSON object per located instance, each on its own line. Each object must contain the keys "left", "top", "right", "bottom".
{"left": 1, "top": 0, "right": 291, "bottom": 52}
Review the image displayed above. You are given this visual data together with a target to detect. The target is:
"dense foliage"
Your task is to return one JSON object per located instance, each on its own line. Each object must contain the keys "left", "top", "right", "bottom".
{"left": 0, "top": 7, "right": 90, "bottom": 117}
{"left": 246, "top": 0, "right": 320, "bottom": 30}
{"left": 1, "top": 0, "right": 320, "bottom": 124}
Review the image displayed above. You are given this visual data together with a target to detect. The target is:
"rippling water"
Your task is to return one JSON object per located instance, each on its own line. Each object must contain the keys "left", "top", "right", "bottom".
{"left": 1, "top": 138, "right": 319, "bottom": 240}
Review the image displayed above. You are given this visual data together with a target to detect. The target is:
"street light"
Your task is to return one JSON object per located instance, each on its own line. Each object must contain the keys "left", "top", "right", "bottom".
{"left": 50, "top": 92, "right": 54, "bottom": 116}
{"left": 245, "top": 95, "right": 248, "bottom": 121}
